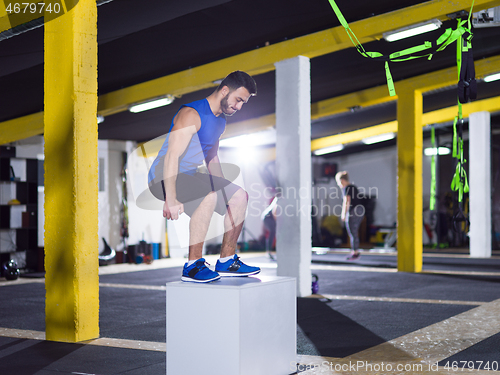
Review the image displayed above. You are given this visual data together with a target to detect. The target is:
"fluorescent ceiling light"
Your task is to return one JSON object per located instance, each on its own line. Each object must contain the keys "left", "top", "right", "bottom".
{"left": 313, "top": 144, "right": 344, "bottom": 156}
{"left": 219, "top": 128, "right": 276, "bottom": 148}
{"left": 484, "top": 72, "right": 500, "bottom": 82}
{"left": 383, "top": 19, "right": 442, "bottom": 42}
{"left": 97, "top": 115, "right": 105, "bottom": 124}
{"left": 129, "top": 95, "right": 175, "bottom": 113}
{"left": 424, "top": 147, "right": 451, "bottom": 156}
{"left": 361, "top": 132, "right": 395, "bottom": 145}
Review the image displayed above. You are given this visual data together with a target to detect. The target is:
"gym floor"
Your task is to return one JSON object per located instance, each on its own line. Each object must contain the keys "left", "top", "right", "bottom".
{"left": 1, "top": 250, "right": 499, "bottom": 375}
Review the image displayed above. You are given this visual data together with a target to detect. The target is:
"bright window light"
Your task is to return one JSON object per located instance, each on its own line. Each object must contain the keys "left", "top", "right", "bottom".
{"left": 219, "top": 128, "right": 276, "bottom": 148}
{"left": 129, "top": 95, "right": 175, "bottom": 113}
{"left": 484, "top": 72, "right": 500, "bottom": 83}
{"left": 424, "top": 147, "right": 451, "bottom": 156}
{"left": 313, "top": 144, "right": 344, "bottom": 156}
{"left": 361, "top": 132, "right": 395, "bottom": 145}
{"left": 383, "top": 19, "right": 442, "bottom": 42}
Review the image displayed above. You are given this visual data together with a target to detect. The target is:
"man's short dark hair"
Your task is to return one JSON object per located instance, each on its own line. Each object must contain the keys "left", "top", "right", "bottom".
{"left": 217, "top": 71, "right": 257, "bottom": 96}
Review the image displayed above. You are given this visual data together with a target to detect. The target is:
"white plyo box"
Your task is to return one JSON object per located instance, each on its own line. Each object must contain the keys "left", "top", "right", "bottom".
{"left": 166, "top": 276, "right": 296, "bottom": 375}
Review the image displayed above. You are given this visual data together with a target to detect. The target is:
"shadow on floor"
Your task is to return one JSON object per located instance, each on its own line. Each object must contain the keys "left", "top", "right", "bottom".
{"left": 297, "top": 298, "right": 412, "bottom": 359}
{"left": 0, "top": 339, "right": 83, "bottom": 375}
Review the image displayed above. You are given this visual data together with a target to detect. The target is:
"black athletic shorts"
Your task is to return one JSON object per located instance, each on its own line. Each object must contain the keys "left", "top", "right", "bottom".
{"left": 149, "top": 171, "right": 241, "bottom": 217}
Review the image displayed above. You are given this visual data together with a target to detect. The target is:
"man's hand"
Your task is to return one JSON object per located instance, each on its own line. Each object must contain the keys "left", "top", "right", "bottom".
{"left": 164, "top": 197, "right": 184, "bottom": 220}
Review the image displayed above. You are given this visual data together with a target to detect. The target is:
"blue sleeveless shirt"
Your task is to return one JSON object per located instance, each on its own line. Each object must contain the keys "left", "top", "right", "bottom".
{"left": 148, "top": 99, "right": 226, "bottom": 182}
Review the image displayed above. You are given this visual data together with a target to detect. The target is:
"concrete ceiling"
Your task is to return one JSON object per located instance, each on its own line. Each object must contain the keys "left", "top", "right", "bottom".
{"left": 1, "top": 0, "right": 500, "bottom": 146}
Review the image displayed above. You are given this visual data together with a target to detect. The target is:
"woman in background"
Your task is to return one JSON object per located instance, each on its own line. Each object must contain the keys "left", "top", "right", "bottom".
{"left": 336, "top": 171, "right": 364, "bottom": 260}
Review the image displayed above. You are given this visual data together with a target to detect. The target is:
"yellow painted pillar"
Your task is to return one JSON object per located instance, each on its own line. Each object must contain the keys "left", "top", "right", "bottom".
{"left": 0, "top": 2, "right": 11, "bottom": 33}
{"left": 44, "top": 0, "right": 99, "bottom": 342}
{"left": 397, "top": 87, "right": 423, "bottom": 273}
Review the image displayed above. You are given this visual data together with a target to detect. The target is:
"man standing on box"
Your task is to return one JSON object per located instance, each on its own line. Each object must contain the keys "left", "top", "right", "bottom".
{"left": 148, "top": 71, "right": 260, "bottom": 282}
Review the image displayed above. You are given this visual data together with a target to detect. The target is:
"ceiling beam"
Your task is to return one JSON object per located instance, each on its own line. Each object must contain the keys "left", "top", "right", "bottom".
{"left": 2, "top": 53, "right": 500, "bottom": 146}
{"left": 310, "top": 122, "right": 398, "bottom": 151}
{"left": 3, "top": 0, "right": 500, "bottom": 146}
{"left": 311, "top": 55, "right": 500, "bottom": 119}
{"left": 97, "top": 0, "right": 500, "bottom": 117}
{"left": 0, "top": 112, "right": 44, "bottom": 145}
{"left": 422, "top": 96, "right": 500, "bottom": 124}
{"left": 139, "top": 96, "right": 500, "bottom": 158}
{"left": 311, "top": 96, "right": 500, "bottom": 152}
{"left": 311, "top": 85, "right": 393, "bottom": 121}
{"left": 223, "top": 54, "right": 500, "bottom": 139}
{"left": 223, "top": 114, "right": 275, "bottom": 139}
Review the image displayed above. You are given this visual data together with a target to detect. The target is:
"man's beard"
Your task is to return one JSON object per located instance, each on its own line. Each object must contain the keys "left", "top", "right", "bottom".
{"left": 220, "top": 93, "right": 236, "bottom": 116}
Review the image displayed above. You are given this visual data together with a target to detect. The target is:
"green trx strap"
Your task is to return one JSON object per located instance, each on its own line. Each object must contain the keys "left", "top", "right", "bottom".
{"left": 450, "top": 16, "right": 472, "bottom": 203}
{"left": 451, "top": 138, "right": 470, "bottom": 201}
{"left": 452, "top": 116, "right": 458, "bottom": 158}
{"left": 326, "top": 0, "right": 475, "bottom": 97}
{"left": 429, "top": 126, "right": 437, "bottom": 211}
{"left": 385, "top": 61, "right": 395, "bottom": 97}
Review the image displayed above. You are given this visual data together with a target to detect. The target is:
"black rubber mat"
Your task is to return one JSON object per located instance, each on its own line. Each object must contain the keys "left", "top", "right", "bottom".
{"left": 312, "top": 252, "right": 500, "bottom": 273}
{"left": 100, "top": 287, "right": 166, "bottom": 342}
{"left": 310, "top": 268, "right": 500, "bottom": 302}
{"left": 0, "top": 337, "right": 165, "bottom": 375}
{"left": 438, "top": 332, "right": 500, "bottom": 370}
{"left": 297, "top": 298, "right": 473, "bottom": 358}
{"left": 99, "top": 266, "right": 182, "bottom": 286}
{"left": 312, "top": 253, "right": 397, "bottom": 268}
{"left": 1, "top": 252, "right": 499, "bottom": 374}
{"left": 0, "top": 283, "right": 45, "bottom": 332}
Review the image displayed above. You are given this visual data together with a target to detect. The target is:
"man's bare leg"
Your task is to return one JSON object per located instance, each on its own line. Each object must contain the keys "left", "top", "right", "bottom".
{"left": 220, "top": 188, "right": 248, "bottom": 258}
{"left": 188, "top": 192, "right": 217, "bottom": 260}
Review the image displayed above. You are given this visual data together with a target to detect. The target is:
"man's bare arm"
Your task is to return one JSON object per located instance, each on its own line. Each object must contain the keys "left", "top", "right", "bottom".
{"left": 341, "top": 195, "right": 351, "bottom": 222}
{"left": 162, "top": 107, "right": 200, "bottom": 219}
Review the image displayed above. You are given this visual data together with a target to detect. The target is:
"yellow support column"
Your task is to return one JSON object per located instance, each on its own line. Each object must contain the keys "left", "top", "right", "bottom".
{"left": 397, "top": 87, "right": 423, "bottom": 273}
{"left": 44, "top": 0, "right": 99, "bottom": 342}
{"left": 0, "top": 2, "right": 11, "bottom": 33}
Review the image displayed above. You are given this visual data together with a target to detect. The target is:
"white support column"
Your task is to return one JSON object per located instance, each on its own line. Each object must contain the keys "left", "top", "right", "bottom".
{"left": 275, "top": 56, "right": 312, "bottom": 297}
{"left": 469, "top": 111, "right": 491, "bottom": 258}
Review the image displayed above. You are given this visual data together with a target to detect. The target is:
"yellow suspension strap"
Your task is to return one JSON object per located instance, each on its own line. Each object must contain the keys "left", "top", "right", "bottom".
{"left": 326, "top": 0, "right": 475, "bottom": 97}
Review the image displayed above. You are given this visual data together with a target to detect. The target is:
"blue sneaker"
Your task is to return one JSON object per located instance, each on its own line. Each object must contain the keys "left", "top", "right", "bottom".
{"left": 215, "top": 255, "right": 261, "bottom": 277}
{"left": 181, "top": 259, "right": 221, "bottom": 283}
